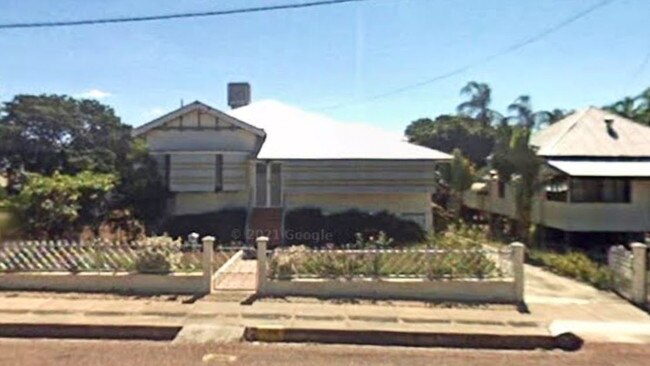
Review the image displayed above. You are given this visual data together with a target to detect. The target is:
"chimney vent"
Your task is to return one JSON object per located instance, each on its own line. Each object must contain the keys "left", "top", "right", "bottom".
{"left": 227, "top": 82, "right": 251, "bottom": 109}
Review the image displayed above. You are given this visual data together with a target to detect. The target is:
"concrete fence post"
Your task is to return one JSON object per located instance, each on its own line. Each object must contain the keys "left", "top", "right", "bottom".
{"left": 510, "top": 242, "right": 525, "bottom": 303}
{"left": 202, "top": 236, "right": 215, "bottom": 294}
{"left": 256, "top": 236, "right": 269, "bottom": 295}
{"left": 630, "top": 242, "right": 647, "bottom": 305}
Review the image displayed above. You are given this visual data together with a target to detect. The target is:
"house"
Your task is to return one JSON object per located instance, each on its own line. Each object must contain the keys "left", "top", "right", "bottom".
{"left": 133, "top": 83, "right": 451, "bottom": 243}
{"left": 464, "top": 107, "right": 650, "bottom": 244}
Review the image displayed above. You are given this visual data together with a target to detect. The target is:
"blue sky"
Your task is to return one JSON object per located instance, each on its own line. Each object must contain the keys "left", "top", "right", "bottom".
{"left": 1, "top": 0, "right": 649, "bottom": 132}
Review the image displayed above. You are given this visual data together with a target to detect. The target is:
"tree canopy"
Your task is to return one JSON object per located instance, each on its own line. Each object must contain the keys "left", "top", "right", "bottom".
{"left": 0, "top": 95, "right": 131, "bottom": 175}
{"left": 456, "top": 81, "right": 502, "bottom": 127}
{"left": 0, "top": 94, "right": 167, "bottom": 233}
{"left": 405, "top": 115, "right": 496, "bottom": 167}
{"left": 604, "top": 87, "right": 650, "bottom": 126}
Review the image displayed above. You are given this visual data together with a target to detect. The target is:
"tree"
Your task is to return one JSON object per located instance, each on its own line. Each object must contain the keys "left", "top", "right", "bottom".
{"left": 405, "top": 115, "right": 496, "bottom": 167}
{"left": 456, "top": 81, "right": 502, "bottom": 127}
{"left": 0, "top": 94, "right": 131, "bottom": 175}
{"left": 543, "top": 108, "right": 571, "bottom": 125}
{"left": 604, "top": 88, "right": 650, "bottom": 126}
{"left": 8, "top": 171, "right": 116, "bottom": 238}
{"left": 0, "top": 94, "right": 167, "bottom": 229}
{"left": 490, "top": 126, "right": 541, "bottom": 242}
{"left": 607, "top": 97, "right": 639, "bottom": 119}
{"left": 449, "top": 149, "right": 474, "bottom": 218}
{"left": 507, "top": 95, "right": 553, "bottom": 129}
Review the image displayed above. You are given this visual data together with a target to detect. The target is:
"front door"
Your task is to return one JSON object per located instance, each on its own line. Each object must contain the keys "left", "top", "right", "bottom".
{"left": 255, "top": 162, "right": 282, "bottom": 207}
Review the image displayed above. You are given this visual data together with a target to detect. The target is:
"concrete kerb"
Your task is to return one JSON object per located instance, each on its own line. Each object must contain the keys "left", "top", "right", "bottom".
{"left": 0, "top": 323, "right": 181, "bottom": 341}
{"left": 243, "top": 326, "right": 583, "bottom": 351}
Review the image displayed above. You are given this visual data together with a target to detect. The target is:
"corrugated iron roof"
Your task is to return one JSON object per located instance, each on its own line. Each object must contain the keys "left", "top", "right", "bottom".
{"left": 530, "top": 107, "right": 650, "bottom": 158}
{"left": 547, "top": 160, "right": 650, "bottom": 177}
{"left": 228, "top": 100, "right": 451, "bottom": 160}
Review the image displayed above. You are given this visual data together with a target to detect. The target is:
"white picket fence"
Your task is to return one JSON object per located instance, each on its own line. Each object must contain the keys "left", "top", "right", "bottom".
{"left": 0, "top": 236, "right": 245, "bottom": 295}
{"left": 0, "top": 239, "right": 202, "bottom": 273}
{"left": 255, "top": 237, "right": 525, "bottom": 303}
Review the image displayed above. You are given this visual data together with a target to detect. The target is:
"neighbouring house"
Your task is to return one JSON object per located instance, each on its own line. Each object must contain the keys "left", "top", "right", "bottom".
{"left": 464, "top": 107, "right": 650, "bottom": 244}
{"left": 133, "top": 83, "right": 451, "bottom": 243}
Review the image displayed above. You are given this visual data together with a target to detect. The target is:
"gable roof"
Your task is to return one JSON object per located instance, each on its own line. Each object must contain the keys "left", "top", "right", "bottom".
{"left": 227, "top": 100, "right": 452, "bottom": 160}
{"left": 530, "top": 107, "right": 650, "bottom": 158}
{"left": 132, "top": 101, "right": 265, "bottom": 137}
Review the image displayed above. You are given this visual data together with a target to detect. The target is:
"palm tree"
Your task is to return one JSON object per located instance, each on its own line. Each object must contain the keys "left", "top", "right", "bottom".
{"left": 634, "top": 88, "right": 650, "bottom": 125}
{"left": 529, "top": 108, "right": 572, "bottom": 127}
{"left": 457, "top": 82, "right": 502, "bottom": 127}
{"left": 490, "top": 126, "right": 541, "bottom": 242}
{"left": 449, "top": 149, "right": 474, "bottom": 218}
{"left": 507, "top": 95, "right": 549, "bottom": 129}
{"left": 607, "top": 97, "right": 639, "bottom": 119}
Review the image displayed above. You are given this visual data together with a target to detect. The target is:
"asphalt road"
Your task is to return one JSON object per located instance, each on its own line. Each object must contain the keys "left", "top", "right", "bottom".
{"left": 0, "top": 339, "right": 648, "bottom": 366}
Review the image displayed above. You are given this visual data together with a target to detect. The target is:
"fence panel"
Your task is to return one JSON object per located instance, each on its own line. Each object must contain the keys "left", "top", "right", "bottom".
{"left": 0, "top": 238, "right": 203, "bottom": 273}
{"left": 266, "top": 246, "right": 514, "bottom": 281}
{"left": 608, "top": 245, "right": 634, "bottom": 300}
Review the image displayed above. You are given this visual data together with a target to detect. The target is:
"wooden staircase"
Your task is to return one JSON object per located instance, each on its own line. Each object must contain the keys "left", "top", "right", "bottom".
{"left": 248, "top": 207, "right": 283, "bottom": 246}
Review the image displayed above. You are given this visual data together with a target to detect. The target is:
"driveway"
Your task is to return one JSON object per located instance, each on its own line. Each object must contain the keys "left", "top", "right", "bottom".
{"left": 524, "top": 263, "right": 650, "bottom": 342}
{"left": 524, "top": 263, "right": 622, "bottom": 306}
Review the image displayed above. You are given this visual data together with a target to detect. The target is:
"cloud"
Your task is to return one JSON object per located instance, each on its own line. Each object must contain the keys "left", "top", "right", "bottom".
{"left": 76, "top": 89, "right": 112, "bottom": 100}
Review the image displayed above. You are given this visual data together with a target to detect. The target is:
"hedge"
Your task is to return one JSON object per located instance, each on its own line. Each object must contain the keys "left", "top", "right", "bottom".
{"left": 284, "top": 208, "right": 425, "bottom": 246}
{"left": 162, "top": 208, "right": 247, "bottom": 244}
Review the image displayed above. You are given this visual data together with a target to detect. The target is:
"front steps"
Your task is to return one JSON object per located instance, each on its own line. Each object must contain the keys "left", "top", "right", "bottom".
{"left": 248, "top": 207, "right": 283, "bottom": 246}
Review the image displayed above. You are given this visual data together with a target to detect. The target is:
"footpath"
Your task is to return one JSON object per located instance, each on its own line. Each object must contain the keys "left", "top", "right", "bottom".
{"left": 0, "top": 261, "right": 648, "bottom": 348}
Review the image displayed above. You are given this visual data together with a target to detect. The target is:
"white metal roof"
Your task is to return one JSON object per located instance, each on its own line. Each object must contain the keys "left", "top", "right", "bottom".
{"left": 228, "top": 100, "right": 451, "bottom": 160}
{"left": 547, "top": 160, "right": 650, "bottom": 177}
{"left": 530, "top": 107, "right": 650, "bottom": 158}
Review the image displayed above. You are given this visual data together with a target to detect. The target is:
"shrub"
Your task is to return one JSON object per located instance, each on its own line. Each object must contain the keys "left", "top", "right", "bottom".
{"left": 134, "top": 249, "right": 172, "bottom": 274}
{"left": 284, "top": 208, "right": 424, "bottom": 246}
{"left": 7, "top": 171, "right": 116, "bottom": 238}
{"left": 162, "top": 208, "right": 247, "bottom": 244}
{"left": 527, "top": 249, "right": 614, "bottom": 290}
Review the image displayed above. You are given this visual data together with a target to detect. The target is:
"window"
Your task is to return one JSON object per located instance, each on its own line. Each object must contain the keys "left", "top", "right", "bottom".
{"left": 215, "top": 154, "right": 223, "bottom": 192}
{"left": 270, "top": 163, "right": 282, "bottom": 206}
{"left": 497, "top": 180, "right": 506, "bottom": 198}
{"left": 255, "top": 163, "right": 267, "bottom": 206}
{"left": 570, "top": 178, "right": 630, "bottom": 203}
{"left": 546, "top": 176, "right": 568, "bottom": 202}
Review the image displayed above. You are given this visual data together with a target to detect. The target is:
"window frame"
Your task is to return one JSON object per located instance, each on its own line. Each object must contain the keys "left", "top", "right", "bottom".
{"left": 497, "top": 180, "right": 506, "bottom": 199}
{"left": 215, "top": 154, "right": 223, "bottom": 192}
{"left": 569, "top": 177, "right": 631, "bottom": 204}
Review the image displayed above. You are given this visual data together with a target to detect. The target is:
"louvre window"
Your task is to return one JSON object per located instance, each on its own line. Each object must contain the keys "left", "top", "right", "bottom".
{"left": 570, "top": 178, "right": 630, "bottom": 203}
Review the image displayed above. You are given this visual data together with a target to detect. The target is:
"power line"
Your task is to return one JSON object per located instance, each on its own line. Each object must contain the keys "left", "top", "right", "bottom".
{"left": 0, "top": 0, "right": 369, "bottom": 29}
{"left": 318, "top": 0, "right": 617, "bottom": 111}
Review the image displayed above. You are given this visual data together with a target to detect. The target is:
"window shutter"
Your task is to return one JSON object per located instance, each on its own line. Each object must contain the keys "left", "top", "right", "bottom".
{"left": 164, "top": 154, "right": 171, "bottom": 191}
{"left": 169, "top": 154, "right": 215, "bottom": 192}
{"left": 222, "top": 154, "right": 248, "bottom": 191}
{"left": 215, "top": 154, "right": 223, "bottom": 192}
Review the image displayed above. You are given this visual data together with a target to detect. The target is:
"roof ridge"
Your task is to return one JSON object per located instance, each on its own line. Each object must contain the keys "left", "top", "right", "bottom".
{"left": 542, "top": 108, "right": 590, "bottom": 153}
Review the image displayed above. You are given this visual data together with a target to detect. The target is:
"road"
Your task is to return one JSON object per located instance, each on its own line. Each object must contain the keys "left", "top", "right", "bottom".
{"left": 0, "top": 339, "right": 648, "bottom": 366}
